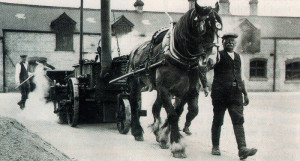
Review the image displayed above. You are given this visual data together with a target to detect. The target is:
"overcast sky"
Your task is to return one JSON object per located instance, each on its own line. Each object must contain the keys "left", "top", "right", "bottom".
{"left": 0, "top": 0, "right": 300, "bottom": 17}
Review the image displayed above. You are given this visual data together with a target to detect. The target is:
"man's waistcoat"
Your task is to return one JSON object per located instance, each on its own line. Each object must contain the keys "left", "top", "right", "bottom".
{"left": 19, "top": 63, "right": 29, "bottom": 82}
{"left": 213, "top": 50, "right": 242, "bottom": 88}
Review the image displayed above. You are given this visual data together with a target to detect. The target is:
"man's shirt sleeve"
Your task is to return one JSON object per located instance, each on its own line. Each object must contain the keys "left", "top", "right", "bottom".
{"left": 239, "top": 54, "right": 246, "bottom": 81}
{"left": 15, "top": 63, "right": 21, "bottom": 84}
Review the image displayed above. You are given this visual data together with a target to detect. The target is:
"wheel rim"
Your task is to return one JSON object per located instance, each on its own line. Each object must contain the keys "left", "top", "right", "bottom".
{"left": 117, "top": 96, "right": 131, "bottom": 134}
{"left": 67, "top": 78, "right": 79, "bottom": 127}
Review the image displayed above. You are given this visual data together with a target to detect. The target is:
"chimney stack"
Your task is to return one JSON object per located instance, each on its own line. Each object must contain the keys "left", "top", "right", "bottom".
{"left": 134, "top": 0, "right": 144, "bottom": 13}
{"left": 249, "top": 0, "right": 258, "bottom": 16}
{"left": 188, "top": 0, "right": 196, "bottom": 10}
{"left": 219, "top": 0, "right": 230, "bottom": 15}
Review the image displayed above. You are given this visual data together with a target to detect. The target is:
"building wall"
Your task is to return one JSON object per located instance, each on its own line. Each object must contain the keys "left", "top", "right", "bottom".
{"left": 2, "top": 31, "right": 300, "bottom": 92}
{"left": 276, "top": 39, "right": 300, "bottom": 91}
{"left": 3, "top": 31, "right": 100, "bottom": 91}
{"left": 0, "top": 39, "right": 3, "bottom": 92}
{"left": 243, "top": 39, "right": 275, "bottom": 91}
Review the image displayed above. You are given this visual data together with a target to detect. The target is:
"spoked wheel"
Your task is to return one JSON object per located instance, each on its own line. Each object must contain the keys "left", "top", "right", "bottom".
{"left": 67, "top": 78, "right": 80, "bottom": 127}
{"left": 117, "top": 95, "right": 131, "bottom": 134}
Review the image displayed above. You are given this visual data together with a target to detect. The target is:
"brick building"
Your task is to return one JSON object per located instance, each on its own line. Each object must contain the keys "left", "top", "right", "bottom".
{"left": 0, "top": 0, "right": 300, "bottom": 92}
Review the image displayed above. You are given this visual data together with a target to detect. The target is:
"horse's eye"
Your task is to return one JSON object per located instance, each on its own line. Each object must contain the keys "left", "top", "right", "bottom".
{"left": 215, "top": 22, "right": 222, "bottom": 30}
{"left": 194, "top": 17, "right": 198, "bottom": 21}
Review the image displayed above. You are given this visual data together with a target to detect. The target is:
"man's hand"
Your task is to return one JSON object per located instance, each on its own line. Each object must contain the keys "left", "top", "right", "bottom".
{"left": 204, "top": 87, "right": 209, "bottom": 97}
{"left": 16, "top": 81, "right": 20, "bottom": 86}
{"left": 243, "top": 94, "right": 249, "bottom": 106}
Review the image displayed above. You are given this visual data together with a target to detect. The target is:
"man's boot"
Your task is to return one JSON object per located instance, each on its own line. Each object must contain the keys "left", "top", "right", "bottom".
{"left": 183, "top": 126, "right": 192, "bottom": 135}
{"left": 17, "top": 101, "right": 24, "bottom": 110}
{"left": 233, "top": 125, "right": 257, "bottom": 160}
{"left": 211, "top": 146, "right": 221, "bottom": 155}
{"left": 211, "top": 125, "right": 221, "bottom": 155}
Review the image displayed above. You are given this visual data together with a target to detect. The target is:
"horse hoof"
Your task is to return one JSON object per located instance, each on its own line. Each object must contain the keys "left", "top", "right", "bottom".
{"left": 135, "top": 135, "right": 144, "bottom": 141}
{"left": 172, "top": 151, "right": 187, "bottom": 158}
{"left": 160, "top": 141, "right": 169, "bottom": 149}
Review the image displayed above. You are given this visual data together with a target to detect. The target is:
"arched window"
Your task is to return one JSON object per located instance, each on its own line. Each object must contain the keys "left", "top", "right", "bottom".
{"left": 250, "top": 58, "right": 267, "bottom": 78}
{"left": 286, "top": 60, "right": 300, "bottom": 80}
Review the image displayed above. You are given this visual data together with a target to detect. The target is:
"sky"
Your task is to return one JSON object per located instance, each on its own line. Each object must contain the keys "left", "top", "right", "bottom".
{"left": 0, "top": 0, "right": 300, "bottom": 17}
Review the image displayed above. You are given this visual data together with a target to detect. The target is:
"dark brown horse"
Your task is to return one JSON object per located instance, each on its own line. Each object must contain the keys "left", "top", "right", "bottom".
{"left": 127, "top": 2, "right": 222, "bottom": 158}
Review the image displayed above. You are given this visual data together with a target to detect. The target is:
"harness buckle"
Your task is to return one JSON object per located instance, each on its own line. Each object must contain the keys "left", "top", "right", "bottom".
{"left": 232, "top": 81, "right": 237, "bottom": 87}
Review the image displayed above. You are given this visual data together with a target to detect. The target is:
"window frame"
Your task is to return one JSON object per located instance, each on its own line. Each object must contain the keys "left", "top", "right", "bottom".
{"left": 55, "top": 31, "right": 74, "bottom": 51}
{"left": 285, "top": 59, "right": 300, "bottom": 81}
{"left": 249, "top": 58, "right": 267, "bottom": 79}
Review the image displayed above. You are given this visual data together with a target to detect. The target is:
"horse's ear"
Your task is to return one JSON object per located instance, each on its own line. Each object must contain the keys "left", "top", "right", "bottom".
{"left": 195, "top": 1, "right": 203, "bottom": 14}
{"left": 214, "top": 2, "right": 219, "bottom": 13}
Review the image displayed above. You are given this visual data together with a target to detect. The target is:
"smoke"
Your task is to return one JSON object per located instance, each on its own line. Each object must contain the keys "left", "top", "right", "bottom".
{"left": 18, "top": 63, "right": 57, "bottom": 122}
{"left": 111, "top": 30, "right": 151, "bottom": 58}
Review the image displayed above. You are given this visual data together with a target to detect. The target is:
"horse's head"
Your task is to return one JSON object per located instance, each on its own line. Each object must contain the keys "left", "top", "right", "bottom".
{"left": 195, "top": 2, "right": 223, "bottom": 68}
{"left": 192, "top": 2, "right": 222, "bottom": 36}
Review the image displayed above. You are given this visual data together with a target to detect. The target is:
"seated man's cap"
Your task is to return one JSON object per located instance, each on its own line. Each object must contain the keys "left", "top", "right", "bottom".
{"left": 20, "top": 55, "right": 27, "bottom": 58}
{"left": 222, "top": 33, "right": 238, "bottom": 39}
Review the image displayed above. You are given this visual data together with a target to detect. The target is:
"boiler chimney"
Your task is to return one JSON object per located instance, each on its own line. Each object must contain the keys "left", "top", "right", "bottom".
{"left": 134, "top": 0, "right": 144, "bottom": 13}
{"left": 249, "top": 0, "right": 258, "bottom": 16}
{"left": 219, "top": 0, "right": 230, "bottom": 15}
{"left": 188, "top": 0, "right": 196, "bottom": 10}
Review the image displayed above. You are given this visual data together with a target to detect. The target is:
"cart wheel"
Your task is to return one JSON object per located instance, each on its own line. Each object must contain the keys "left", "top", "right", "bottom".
{"left": 55, "top": 102, "right": 67, "bottom": 124}
{"left": 67, "top": 78, "right": 80, "bottom": 127}
{"left": 117, "top": 96, "right": 131, "bottom": 134}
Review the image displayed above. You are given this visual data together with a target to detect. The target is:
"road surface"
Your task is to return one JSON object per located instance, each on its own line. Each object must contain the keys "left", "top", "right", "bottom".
{"left": 0, "top": 92, "right": 299, "bottom": 161}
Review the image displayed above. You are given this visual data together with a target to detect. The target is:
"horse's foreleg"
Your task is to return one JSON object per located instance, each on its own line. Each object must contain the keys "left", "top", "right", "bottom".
{"left": 129, "top": 78, "right": 144, "bottom": 141}
{"left": 159, "top": 88, "right": 187, "bottom": 158}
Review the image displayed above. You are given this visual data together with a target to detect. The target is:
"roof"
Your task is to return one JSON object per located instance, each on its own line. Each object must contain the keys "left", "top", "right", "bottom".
{"left": 0, "top": 2, "right": 182, "bottom": 37}
{"left": 0, "top": 2, "right": 300, "bottom": 38}
{"left": 220, "top": 15, "right": 300, "bottom": 38}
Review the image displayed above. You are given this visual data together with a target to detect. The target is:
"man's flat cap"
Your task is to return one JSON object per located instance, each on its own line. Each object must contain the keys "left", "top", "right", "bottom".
{"left": 222, "top": 33, "right": 238, "bottom": 39}
{"left": 20, "top": 55, "right": 27, "bottom": 58}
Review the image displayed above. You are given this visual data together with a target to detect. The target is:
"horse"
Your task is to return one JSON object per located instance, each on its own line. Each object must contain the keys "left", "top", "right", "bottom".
{"left": 127, "top": 2, "right": 222, "bottom": 158}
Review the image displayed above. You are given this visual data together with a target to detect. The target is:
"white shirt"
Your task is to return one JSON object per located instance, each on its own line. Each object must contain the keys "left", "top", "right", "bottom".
{"left": 15, "top": 62, "right": 28, "bottom": 84}
{"left": 227, "top": 51, "right": 235, "bottom": 60}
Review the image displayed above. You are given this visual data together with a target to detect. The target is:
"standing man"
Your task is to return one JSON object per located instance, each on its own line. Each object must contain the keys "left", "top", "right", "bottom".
{"left": 210, "top": 33, "right": 257, "bottom": 160}
{"left": 15, "top": 55, "right": 30, "bottom": 109}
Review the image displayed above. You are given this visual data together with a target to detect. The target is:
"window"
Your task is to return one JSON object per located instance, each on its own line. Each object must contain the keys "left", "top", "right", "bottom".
{"left": 286, "top": 61, "right": 300, "bottom": 80}
{"left": 250, "top": 59, "right": 267, "bottom": 78}
{"left": 112, "top": 15, "right": 134, "bottom": 36}
{"left": 51, "top": 13, "right": 76, "bottom": 51}
{"left": 56, "top": 32, "right": 73, "bottom": 51}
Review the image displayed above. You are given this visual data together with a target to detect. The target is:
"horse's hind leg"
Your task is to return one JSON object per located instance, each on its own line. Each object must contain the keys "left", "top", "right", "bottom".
{"left": 151, "top": 94, "right": 162, "bottom": 142}
{"left": 128, "top": 78, "right": 144, "bottom": 141}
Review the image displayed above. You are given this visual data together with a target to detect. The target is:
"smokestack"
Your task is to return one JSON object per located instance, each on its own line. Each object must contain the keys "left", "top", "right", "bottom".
{"left": 134, "top": 0, "right": 144, "bottom": 13}
{"left": 188, "top": 0, "right": 196, "bottom": 10}
{"left": 249, "top": 0, "right": 258, "bottom": 16}
{"left": 219, "top": 0, "right": 230, "bottom": 15}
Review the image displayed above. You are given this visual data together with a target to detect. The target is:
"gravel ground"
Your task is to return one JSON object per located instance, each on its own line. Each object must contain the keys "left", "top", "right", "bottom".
{"left": 0, "top": 117, "right": 71, "bottom": 161}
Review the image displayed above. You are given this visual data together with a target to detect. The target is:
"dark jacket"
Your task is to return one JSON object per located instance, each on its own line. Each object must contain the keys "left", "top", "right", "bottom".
{"left": 212, "top": 50, "right": 242, "bottom": 90}
{"left": 19, "top": 62, "right": 29, "bottom": 82}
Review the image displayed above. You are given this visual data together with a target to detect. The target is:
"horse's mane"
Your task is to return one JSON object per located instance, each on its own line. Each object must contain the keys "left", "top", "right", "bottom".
{"left": 173, "top": 8, "right": 217, "bottom": 58}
